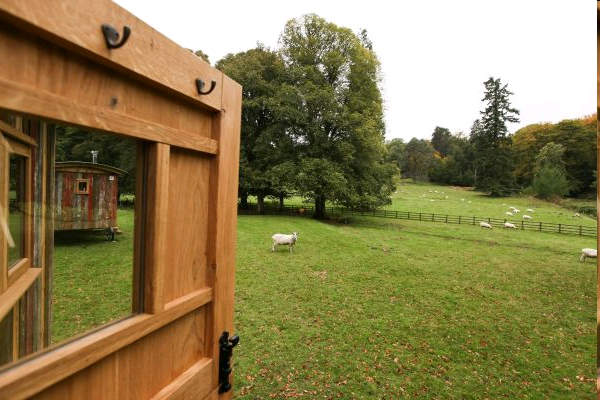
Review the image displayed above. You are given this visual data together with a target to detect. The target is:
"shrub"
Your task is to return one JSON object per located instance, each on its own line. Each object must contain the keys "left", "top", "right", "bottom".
{"left": 533, "top": 166, "right": 569, "bottom": 199}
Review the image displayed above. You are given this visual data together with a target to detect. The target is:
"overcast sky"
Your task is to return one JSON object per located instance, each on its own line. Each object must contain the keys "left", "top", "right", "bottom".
{"left": 114, "top": 0, "right": 596, "bottom": 142}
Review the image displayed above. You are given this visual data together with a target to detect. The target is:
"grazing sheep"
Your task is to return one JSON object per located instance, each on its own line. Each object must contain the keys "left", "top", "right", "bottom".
{"left": 509, "top": 206, "right": 516, "bottom": 212}
{"left": 522, "top": 215, "right": 532, "bottom": 220}
{"left": 271, "top": 232, "right": 298, "bottom": 253}
{"left": 579, "top": 248, "right": 597, "bottom": 262}
{"left": 504, "top": 222, "right": 517, "bottom": 229}
{"left": 574, "top": 213, "right": 581, "bottom": 218}
{"left": 513, "top": 209, "right": 520, "bottom": 214}
{"left": 505, "top": 211, "right": 513, "bottom": 216}
{"left": 479, "top": 221, "right": 492, "bottom": 229}
{"left": 526, "top": 208, "right": 534, "bottom": 213}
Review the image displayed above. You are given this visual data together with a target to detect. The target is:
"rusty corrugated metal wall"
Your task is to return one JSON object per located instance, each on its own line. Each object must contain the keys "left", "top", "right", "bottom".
{"left": 54, "top": 170, "right": 118, "bottom": 231}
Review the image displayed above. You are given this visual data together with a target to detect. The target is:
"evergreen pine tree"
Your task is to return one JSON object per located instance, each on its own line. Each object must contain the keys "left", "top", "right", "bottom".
{"left": 470, "top": 77, "right": 520, "bottom": 196}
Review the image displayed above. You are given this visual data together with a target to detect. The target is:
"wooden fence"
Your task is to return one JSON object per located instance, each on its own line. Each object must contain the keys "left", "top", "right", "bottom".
{"left": 240, "top": 203, "right": 597, "bottom": 237}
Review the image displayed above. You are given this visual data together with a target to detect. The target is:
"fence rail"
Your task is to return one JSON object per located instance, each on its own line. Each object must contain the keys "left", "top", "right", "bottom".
{"left": 240, "top": 203, "right": 597, "bottom": 237}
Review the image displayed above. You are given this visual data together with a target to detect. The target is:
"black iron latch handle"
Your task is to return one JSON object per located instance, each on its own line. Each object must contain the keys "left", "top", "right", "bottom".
{"left": 218, "top": 331, "right": 240, "bottom": 393}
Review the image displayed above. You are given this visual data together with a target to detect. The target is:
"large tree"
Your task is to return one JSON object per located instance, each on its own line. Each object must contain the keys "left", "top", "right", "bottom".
{"left": 430, "top": 126, "right": 452, "bottom": 157}
{"left": 216, "top": 47, "right": 290, "bottom": 213}
{"left": 279, "top": 14, "right": 396, "bottom": 218}
{"left": 402, "top": 138, "right": 434, "bottom": 183}
{"left": 470, "top": 77, "right": 520, "bottom": 196}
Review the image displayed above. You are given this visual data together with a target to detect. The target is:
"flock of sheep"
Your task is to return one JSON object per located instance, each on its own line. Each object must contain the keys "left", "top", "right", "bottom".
{"left": 271, "top": 205, "right": 595, "bottom": 263}
{"left": 478, "top": 205, "right": 596, "bottom": 263}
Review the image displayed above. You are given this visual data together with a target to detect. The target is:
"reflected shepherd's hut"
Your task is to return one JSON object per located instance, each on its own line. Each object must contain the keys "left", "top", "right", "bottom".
{"left": 54, "top": 161, "right": 125, "bottom": 231}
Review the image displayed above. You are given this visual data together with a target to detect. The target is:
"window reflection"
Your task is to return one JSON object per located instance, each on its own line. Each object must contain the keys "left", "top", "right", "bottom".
{"left": 0, "top": 114, "right": 139, "bottom": 369}
{"left": 8, "top": 154, "right": 26, "bottom": 268}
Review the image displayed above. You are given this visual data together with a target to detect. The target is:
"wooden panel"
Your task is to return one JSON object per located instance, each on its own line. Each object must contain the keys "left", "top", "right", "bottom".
{"left": 34, "top": 351, "right": 119, "bottom": 400}
{"left": 36, "top": 315, "right": 210, "bottom": 400}
{"left": 151, "top": 358, "right": 213, "bottom": 400}
{"left": 0, "top": 0, "right": 222, "bottom": 111}
{"left": 117, "top": 310, "right": 206, "bottom": 399}
{"left": 164, "top": 148, "right": 211, "bottom": 303}
{"left": 205, "top": 75, "right": 242, "bottom": 398}
{"left": 0, "top": 288, "right": 212, "bottom": 399}
{"left": 0, "top": 25, "right": 217, "bottom": 153}
{"left": 143, "top": 143, "right": 169, "bottom": 314}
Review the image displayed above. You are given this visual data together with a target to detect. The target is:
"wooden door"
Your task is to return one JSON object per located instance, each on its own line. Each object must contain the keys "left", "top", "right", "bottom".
{"left": 0, "top": 1, "right": 241, "bottom": 399}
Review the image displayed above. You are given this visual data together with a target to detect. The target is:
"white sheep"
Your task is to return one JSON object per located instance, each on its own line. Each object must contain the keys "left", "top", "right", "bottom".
{"left": 513, "top": 209, "right": 520, "bottom": 214}
{"left": 479, "top": 221, "right": 492, "bottom": 229}
{"left": 579, "top": 248, "right": 597, "bottom": 262}
{"left": 505, "top": 211, "right": 513, "bottom": 216}
{"left": 574, "top": 213, "right": 581, "bottom": 218}
{"left": 503, "top": 222, "right": 516, "bottom": 229}
{"left": 271, "top": 232, "right": 298, "bottom": 253}
{"left": 522, "top": 215, "right": 532, "bottom": 220}
{"left": 526, "top": 208, "right": 534, "bottom": 213}
{"left": 509, "top": 206, "right": 516, "bottom": 212}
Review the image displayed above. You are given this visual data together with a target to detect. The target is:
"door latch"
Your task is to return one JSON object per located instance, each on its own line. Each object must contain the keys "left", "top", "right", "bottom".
{"left": 218, "top": 331, "right": 240, "bottom": 393}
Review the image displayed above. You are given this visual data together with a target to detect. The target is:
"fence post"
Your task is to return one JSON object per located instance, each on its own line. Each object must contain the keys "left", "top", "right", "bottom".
{"left": 521, "top": 221, "right": 524, "bottom": 230}
{"left": 432, "top": 213, "right": 435, "bottom": 221}
{"left": 539, "top": 222, "right": 541, "bottom": 231}
{"left": 419, "top": 213, "right": 422, "bottom": 221}
{"left": 395, "top": 211, "right": 398, "bottom": 219}
{"left": 445, "top": 215, "right": 448, "bottom": 223}
{"left": 579, "top": 225, "right": 582, "bottom": 236}
{"left": 458, "top": 216, "right": 461, "bottom": 224}
{"left": 558, "top": 224, "right": 561, "bottom": 234}
{"left": 472, "top": 216, "right": 475, "bottom": 225}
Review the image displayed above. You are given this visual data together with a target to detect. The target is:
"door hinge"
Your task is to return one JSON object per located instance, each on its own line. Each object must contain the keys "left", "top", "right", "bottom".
{"left": 218, "top": 331, "right": 239, "bottom": 393}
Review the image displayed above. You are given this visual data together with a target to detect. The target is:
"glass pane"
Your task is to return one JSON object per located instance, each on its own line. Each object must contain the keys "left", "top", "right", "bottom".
{"left": 8, "top": 154, "right": 26, "bottom": 267}
{"left": 52, "top": 126, "right": 137, "bottom": 344}
{"left": 0, "top": 113, "right": 140, "bottom": 371}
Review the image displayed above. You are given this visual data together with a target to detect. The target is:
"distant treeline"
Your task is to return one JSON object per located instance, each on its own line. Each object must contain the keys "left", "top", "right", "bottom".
{"left": 388, "top": 114, "right": 596, "bottom": 198}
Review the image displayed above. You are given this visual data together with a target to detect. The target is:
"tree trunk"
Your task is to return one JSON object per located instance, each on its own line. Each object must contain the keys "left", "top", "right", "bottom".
{"left": 239, "top": 192, "right": 248, "bottom": 210}
{"left": 257, "top": 194, "right": 265, "bottom": 215}
{"left": 314, "top": 194, "right": 326, "bottom": 219}
{"left": 278, "top": 192, "right": 284, "bottom": 210}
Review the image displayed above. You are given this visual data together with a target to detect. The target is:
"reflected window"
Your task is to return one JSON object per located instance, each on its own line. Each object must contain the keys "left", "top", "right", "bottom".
{"left": 0, "top": 114, "right": 141, "bottom": 369}
{"left": 8, "top": 154, "right": 26, "bottom": 268}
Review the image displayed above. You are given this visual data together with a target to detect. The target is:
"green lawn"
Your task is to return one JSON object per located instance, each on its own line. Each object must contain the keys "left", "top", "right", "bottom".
{"left": 52, "top": 210, "right": 134, "bottom": 343}
{"left": 234, "top": 213, "right": 596, "bottom": 399}
{"left": 49, "top": 188, "right": 597, "bottom": 398}
{"left": 254, "top": 182, "right": 596, "bottom": 227}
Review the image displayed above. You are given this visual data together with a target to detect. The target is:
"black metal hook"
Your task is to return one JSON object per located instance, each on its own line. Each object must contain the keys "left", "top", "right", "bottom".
{"left": 196, "top": 79, "right": 217, "bottom": 96}
{"left": 101, "top": 24, "right": 131, "bottom": 49}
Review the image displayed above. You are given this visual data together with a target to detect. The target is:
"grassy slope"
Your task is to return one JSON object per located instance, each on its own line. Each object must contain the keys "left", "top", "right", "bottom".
{"left": 234, "top": 214, "right": 596, "bottom": 399}
{"left": 257, "top": 182, "right": 596, "bottom": 227}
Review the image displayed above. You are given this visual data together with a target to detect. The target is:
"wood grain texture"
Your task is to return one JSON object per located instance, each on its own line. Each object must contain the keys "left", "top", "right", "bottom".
{"left": 151, "top": 358, "right": 213, "bottom": 400}
{"left": 205, "top": 75, "right": 242, "bottom": 399}
{"left": 0, "top": 288, "right": 212, "bottom": 399}
{"left": 0, "top": 77, "right": 218, "bottom": 155}
{"left": 0, "top": 0, "right": 222, "bottom": 111}
{"left": 164, "top": 148, "right": 211, "bottom": 303}
{"left": 142, "top": 143, "right": 169, "bottom": 314}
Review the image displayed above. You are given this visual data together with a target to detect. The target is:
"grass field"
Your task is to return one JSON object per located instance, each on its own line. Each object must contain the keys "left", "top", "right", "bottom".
{"left": 49, "top": 185, "right": 597, "bottom": 398}
{"left": 255, "top": 182, "right": 597, "bottom": 227}
{"left": 234, "top": 213, "right": 596, "bottom": 398}
{"left": 52, "top": 210, "right": 134, "bottom": 343}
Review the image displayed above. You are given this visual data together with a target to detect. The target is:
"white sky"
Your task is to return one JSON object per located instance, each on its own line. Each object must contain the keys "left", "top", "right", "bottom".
{"left": 114, "top": 0, "right": 596, "bottom": 142}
